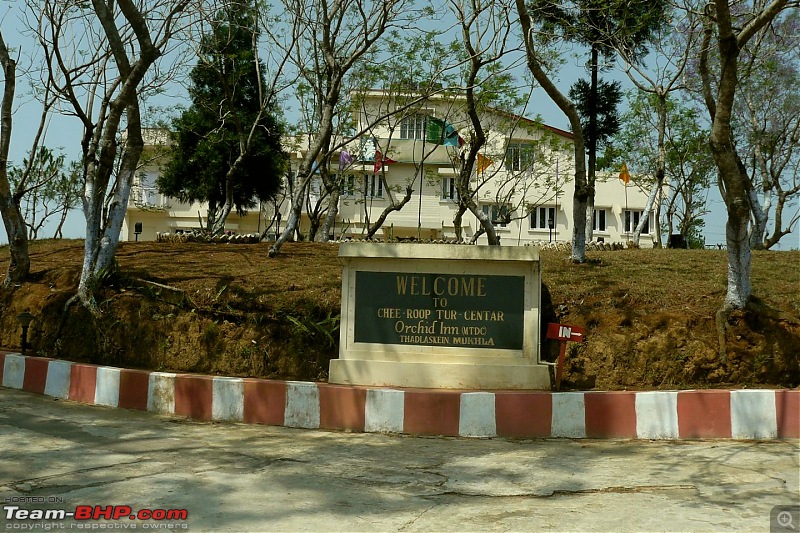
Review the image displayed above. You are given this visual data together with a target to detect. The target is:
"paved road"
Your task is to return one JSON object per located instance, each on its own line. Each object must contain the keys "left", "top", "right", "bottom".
{"left": 1, "top": 388, "right": 798, "bottom": 532}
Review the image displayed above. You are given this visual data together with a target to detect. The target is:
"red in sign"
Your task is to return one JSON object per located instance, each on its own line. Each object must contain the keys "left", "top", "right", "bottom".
{"left": 546, "top": 322, "right": 586, "bottom": 343}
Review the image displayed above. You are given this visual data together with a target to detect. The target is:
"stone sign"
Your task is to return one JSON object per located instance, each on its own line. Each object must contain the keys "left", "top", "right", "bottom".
{"left": 328, "top": 243, "right": 550, "bottom": 390}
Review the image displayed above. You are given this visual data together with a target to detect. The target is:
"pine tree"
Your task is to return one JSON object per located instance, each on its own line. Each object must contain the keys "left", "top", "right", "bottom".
{"left": 529, "top": 0, "right": 668, "bottom": 239}
{"left": 159, "top": 0, "right": 287, "bottom": 234}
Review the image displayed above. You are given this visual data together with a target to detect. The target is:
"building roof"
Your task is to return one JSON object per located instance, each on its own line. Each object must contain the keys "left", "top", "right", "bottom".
{"left": 357, "top": 88, "right": 574, "bottom": 141}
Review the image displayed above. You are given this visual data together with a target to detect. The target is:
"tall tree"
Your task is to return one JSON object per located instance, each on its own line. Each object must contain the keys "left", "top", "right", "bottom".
{"left": 736, "top": 10, "right": 800, "bottom": 249}
{"left": 350, "top": 30, "right": 460, "bottom": 242}
{"left": 569, "top": 76, "right": 623, "bottom": 241}
{"left": 569, "top": 76, "right": 622, "bottom": 176}
{"left": 515, "top": 0, "right": 589, "bottom": 261}
{"left": 0, "top": 32, "right": 30, "bottom": 286}
{"left": 267, "top": 0, "right": 422, "bottom": 257}
{"left": 616, "top": 3, "right": 701, "bottom": 247}
{"left": 698, "top": 0, "right": 796, "bottom": 315}
{"left": 447, "top": 0, "right": 509, "bottom": 246}
{"left": 291, "top": 28, "right": 456, "bottom": 243}
{"left": 613, "top": 90, "right": 714, "bottom": 246}
{"left": 33, "top": 0, "right": 190, "bottom": 309}
{"left": 158, "top": 0, "right": 288, "bottom": 235}
{"left": 9, "top": 147, "right": 82, "bottom": 240}
{"left": 527, "top": 0, "right": 668, "bottom": 241}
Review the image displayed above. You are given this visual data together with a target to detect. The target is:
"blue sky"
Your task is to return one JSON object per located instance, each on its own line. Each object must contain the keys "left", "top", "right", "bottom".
{"left": 1, "top": 6, "right": 797, "bottom": 250}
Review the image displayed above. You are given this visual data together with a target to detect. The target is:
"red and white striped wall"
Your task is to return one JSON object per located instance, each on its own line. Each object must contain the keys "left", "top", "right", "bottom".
{"left": 2, "top": 352, "right": 797, "bottom": 439}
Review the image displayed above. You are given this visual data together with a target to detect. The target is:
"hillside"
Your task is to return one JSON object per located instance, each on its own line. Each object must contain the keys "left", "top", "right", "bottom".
{"left": 0, "top": 239, "right": 797, "bottom": 390}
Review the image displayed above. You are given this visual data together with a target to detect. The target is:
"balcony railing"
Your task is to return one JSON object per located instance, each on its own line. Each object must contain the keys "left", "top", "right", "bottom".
{"left": 129, "top": 185, "right": 171, "bottom": 210}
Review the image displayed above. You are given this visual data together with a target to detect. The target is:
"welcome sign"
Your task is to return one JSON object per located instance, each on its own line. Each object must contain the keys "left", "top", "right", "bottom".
{"left": 354, "top": 271, "right": 525, "bottom": 349}
{"left": 329, "top": 243, "right": 550, "bottom": 390}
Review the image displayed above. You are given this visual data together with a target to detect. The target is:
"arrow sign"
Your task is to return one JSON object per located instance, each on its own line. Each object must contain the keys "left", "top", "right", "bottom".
{"left": 546, "top": 322, "right": 586, "bottom": 343}
{"left": 546, "top": 323, "right": 587, "bottom": 391}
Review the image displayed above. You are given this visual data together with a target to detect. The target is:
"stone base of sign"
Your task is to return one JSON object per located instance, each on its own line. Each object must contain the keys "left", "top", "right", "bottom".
{"left": 330, "top": 243, "right": 549, "bottom": 390}
{"left": 329, "top": 359, "right": 550, "bottom": 390}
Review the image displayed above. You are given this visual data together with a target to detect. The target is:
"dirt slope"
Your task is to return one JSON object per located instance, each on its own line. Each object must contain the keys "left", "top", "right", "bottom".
{"left": 1, "top": 239, "right": 797, "bottom": 390}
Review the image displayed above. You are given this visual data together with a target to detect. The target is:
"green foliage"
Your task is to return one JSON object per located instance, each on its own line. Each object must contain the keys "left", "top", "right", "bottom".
{"left": 614, "top": 90, "right": 714, "bottom": 240}
{"left": 569, "top": 78, "right": 622, "bottom": 166}
{"left": 685, "top": 220, "right": 706, "bottom": 250}
{"left": 158, "top": 0, "right": 287, "bottom": 225}
{"left": 527, "top": 0, "right": 669, "bottom": 62}
{"left": 9, "top": 147, "right": 82, "bottom": 239}
{"left": 95, "top": 260, "right": 120, "bottom": 287}
{"left": 286, "top": 312, "right": 340, "bottom": 350}
{"left": 527, "top": 0, "right": 668, "bottom": 186}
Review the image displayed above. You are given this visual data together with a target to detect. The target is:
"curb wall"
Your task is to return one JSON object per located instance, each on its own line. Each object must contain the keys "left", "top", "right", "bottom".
{"left": 2, "top": 352, "right": 798, "bottom": 439}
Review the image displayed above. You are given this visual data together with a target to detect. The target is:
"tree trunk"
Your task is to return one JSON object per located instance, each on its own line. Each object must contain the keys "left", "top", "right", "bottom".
{"left": 748, "top": 186, "right": 768, "bottom": 249}
{"left": 78, "top": 174, "right": 102, "bottom": 306}
{"left": 653, "top": 195, "right": 662, "bottom": 248}
{"left": 633, "top": 178, "right": 659, "bottom": 245}
{"left": 366, "top": 185, "right": 413, "bottom": 239}
{"left": 318, "top": 188, "right": 340, "bottom": 242}
{"left": 516, "top": 0, "right": 588, "bottom": 262}
{"left": 211, "top": 200, "right": 234, "bottom": 236}
{"left": 270, "top": 108, "right": 336, "bottom": 257}
{"left": 476, "top": 207, "right": 499, "bottom": 245}
{"left": 0, "top": 32, "right": 30, "bottom": 286}
{"left": 585, "top": 200, "right": 594, "bottom": 242}
{"left": 210, "top": 150, "right": 246, "bottom": 236}
{"left": 723, "top": 211, "right": 752, "bottom": 309}
{"left": 77, "top": 100, "right": 144, "bottom": 309}
{"left": 763, "top": 189, "right": 794, "bottom": 249}
{"left": 53, "top": 207, "right": 69, "bottom": 239}
{"left": 585, "top": 46, "right": 598, "bottom": 243}
{"left": 453, "top": 203, "right": 466, "bottom": 242}
{"left": 0, "top": 196, "right": 30, "bottom": 286}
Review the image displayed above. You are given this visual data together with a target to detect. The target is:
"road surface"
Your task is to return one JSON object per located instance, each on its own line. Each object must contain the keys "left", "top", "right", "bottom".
{"left": 1, "top": 387, "right": 798, "bottom": 532}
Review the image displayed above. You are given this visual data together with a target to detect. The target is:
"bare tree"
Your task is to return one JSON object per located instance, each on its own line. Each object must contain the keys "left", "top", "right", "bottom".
{"left": 447, "top": 0, "right": 523, "bottom": 246}
{"left": 32, "top": 0, "right": 190, "bottom": 309}
{"left": 618, "top": 6, "right": 701, "bottom": 247}
{"left": 736, "top": 11, "right": 800, "bottom": 249}
{"left": 343, "top": 31, "right": 461, "bottom": 241}
{"left": 515, "top": 0, "right": 589, "bottom": 261}
{"left": 0, "top": 31, "right": 30, "bottom": 286}
{"left": 267, "top": 0, "right": 423, "bottom": 257}
{"left": 698, "top": 0, "right": 797, "bottom": 314}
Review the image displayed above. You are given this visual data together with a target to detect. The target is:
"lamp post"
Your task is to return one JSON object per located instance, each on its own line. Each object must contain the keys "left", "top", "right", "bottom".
{"left": 16, "top": 309, "right": 34, "bottom": 356}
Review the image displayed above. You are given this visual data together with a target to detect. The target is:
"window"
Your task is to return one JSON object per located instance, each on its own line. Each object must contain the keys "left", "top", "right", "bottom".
{"left": 593, "top": 209, "right": 607, "bottom": 232}
{"left": 530, "top": 206, "right": 556, "bottom": 230}
{"left": 441, "top": 177, "right": 458, "bottom": 201}
{"left": 364, "top": 174, "right": 383, "bottom": 198}
{"left": 482, "top": 204, "right": 510, "bottom": 228}
{"left": 624, "top": 210, "right": 649, "bottom": 233}
{"left": 134, "top": 171, "right": 159, "bottom": 205}
{"left": 399, "top": 114, "right": 427, "bottom": 140}
{"left": 505, "top": 143, "right": 536, "bottom": 172}
{"left": 342, "top": 174, "right": 356, "bottom": 196}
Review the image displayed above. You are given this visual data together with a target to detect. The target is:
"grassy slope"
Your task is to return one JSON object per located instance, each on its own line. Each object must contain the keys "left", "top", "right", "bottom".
{"left": 0, "top": 240, "right": 797, "bottom": 389}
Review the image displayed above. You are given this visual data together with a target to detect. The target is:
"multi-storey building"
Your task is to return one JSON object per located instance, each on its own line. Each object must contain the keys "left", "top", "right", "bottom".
{"left": 123, "top": 92, "right": 655, "bottom": 246}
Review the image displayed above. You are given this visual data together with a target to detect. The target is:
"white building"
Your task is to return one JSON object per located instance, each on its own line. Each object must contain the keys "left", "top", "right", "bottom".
{"left": 123, "top": 93, "right": 655, "bottom": 246}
